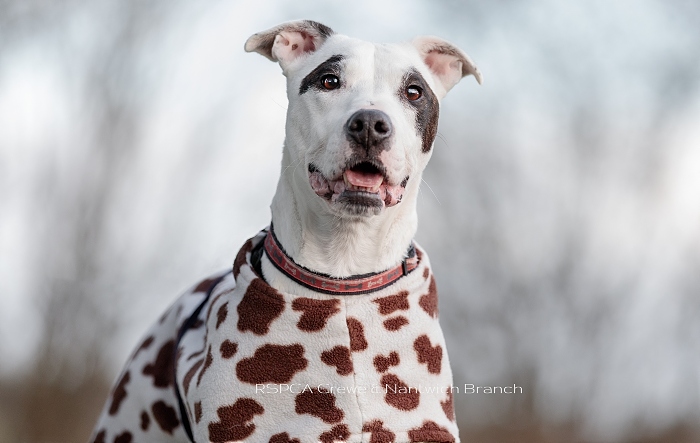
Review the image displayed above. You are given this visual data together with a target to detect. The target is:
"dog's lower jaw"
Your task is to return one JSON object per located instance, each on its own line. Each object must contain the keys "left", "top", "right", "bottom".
{"left": 308, "top": 166, "right": 406, "bottom": 211}
{"left": 268, "top": 167, "right": 420, "bottom": 279}
{"left": 335, "top": 192, "right": 384, "bottom": 217}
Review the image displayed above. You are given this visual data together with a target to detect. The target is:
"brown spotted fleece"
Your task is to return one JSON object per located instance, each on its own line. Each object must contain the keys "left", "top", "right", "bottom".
{"left": 91, "top": 229, "right": 458, "bottom": 442}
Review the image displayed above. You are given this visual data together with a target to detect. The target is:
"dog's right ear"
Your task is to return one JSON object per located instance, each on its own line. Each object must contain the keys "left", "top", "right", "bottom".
{"left": 245, "top": 20, "right": 334, "bottom": 72}
{"left": 412, "top": 36, "right": 482, "bottom": 99}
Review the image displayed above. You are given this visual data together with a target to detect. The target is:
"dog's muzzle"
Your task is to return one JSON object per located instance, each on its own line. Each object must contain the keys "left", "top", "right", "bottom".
{"left": 307, "top": 109, "right": 408, "bottom": 215}
{"left": 308, "top": 161, "right": 407, "bottom": 214}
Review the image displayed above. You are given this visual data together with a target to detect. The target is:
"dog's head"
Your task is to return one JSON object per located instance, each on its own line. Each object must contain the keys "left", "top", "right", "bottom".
{"left": 246, "top": 20, "right": 481, "bottom": 218}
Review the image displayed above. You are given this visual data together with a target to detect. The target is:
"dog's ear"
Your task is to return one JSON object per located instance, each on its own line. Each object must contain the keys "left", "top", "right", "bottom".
{"left": 245, "top": 20, "right": 334, "bottom": 71}
{"left": 412, "top": 36, "right": 482, "bottom": 98}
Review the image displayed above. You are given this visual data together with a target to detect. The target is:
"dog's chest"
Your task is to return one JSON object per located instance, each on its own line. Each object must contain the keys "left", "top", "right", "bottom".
{"left": 176, "top": 234, "right": 459, "bottom": 443}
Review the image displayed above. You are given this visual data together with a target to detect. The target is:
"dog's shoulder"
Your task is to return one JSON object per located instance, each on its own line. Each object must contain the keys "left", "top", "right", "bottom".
{"left": 90, "top": 270, "right": 232, "bottom": 443}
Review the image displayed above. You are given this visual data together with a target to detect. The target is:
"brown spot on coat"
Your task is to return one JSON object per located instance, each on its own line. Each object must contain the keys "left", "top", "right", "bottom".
{"left": 383, "top": 316, "right": 409, "bottom": 331}
{"left": 381, "top": 374, "right": 420, "bottom": 411}
{"left": 187, "top": 349, "right": 204, "bottom": 361}
{"left": 346, "top": 317, "right": 367, "bottom": 351}
{"left": 295, "top": 389, "right": 344, "bottom": 423}
{"left": 413, "top": 334, "right": 442, "bottom": 374}
{"left": 216, "top": 302, "right": 228, "bottom": 329}
{"left": 194, "top": 401, "right": 203, "bottom": 424}
{"left": 158, "top": 307, "right": 170, "bottom": 324}
{"left": 133, "top": 335, "right": 154, "bottom": 358}
{"left": 373, "top": 351, "right": 400, "bottom": 373}
{"left": 193, "top": 277, "right": 220, "bottom": 293}
{"left": 423, "top": 268, "right": 430, "bottom": 279}
{"left": 441, "top": 390, "right": 455, "bottom": 421}
{"left": 108, "top": 370, "right": 130, "bottom": 415}
{"left": 292, "top": 298, "right": 340, "bottom": 332}
{"left": 183, "top": 358, "right": 204, "bottom": 396}
{"left": 237, "top": 278, "right": 285, "bottom": 335}
{"left": 319, "top": 424, "right": 350, "bottom": 443}
{"left": 205, "top": 290, "right": 227, "bottom": 331}
{"left": 236, "top": 344, "right": 307, "bottom": 384}
{"left": 143, "top": 339, "right": 175, "bottom": 388}
{"left": 208, "top": 398, "right": 264, "bottom": 443}
{"left": 321, "top": 346, "right": 353, "bottom": 375}
{"left": 233, "top": 239, "right": 254, "bottom": 277}
{"left": 407, "top": 420, "right": 454, "bottom": 442}
{"left": 419, "top": 276, "right": 438, "bottom": 317}
{"left": 114, "top": 431, "right": 133, "bottom": 443}
{"left": 362, "top": 420, "right": 396, "bottom": 443}
{"left": 269, "top": 432, "right": 301, "bottom": 443}
{"left": 373, "top": 291, "right": 409, "bottom": 315}
{"left": 151, "top": 400, "right": 180, "bottom": 435}
{"left": 92, "top": 429, "right": 106, "bottom": 443}
{"left": 140, "top": 410, "right": 150, "bottom": 431}
{"left": 197, "top": 345, "right": 214, "bottom": 386}
{"left": 220, "top": 340, "right": 238, "bottom": 359}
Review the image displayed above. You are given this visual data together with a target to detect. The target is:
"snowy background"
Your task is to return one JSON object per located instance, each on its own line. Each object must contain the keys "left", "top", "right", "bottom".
{"left": 1, "top": 0, "right": 699, "bottom": 441}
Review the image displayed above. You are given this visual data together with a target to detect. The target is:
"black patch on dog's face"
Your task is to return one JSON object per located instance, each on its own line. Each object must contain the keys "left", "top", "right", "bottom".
{"left": 399, "top": 68, "right": 439, "bottom": 153}
{"left": 299, "top": 55, "right": 344, "bottom": 95}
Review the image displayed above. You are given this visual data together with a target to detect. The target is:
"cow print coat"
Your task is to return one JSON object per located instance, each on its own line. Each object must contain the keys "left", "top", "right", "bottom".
{"left": 92, "top": 228, "right": 459, "bottom": 443}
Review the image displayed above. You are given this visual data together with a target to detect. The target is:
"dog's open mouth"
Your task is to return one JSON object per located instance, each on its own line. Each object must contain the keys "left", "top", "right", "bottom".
{"left": 308, "top": 162, "right": 406, "bottom": 211}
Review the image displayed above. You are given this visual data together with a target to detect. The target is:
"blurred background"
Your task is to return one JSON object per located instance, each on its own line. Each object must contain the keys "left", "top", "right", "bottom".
{"left": 1, "top": 0, "right": 700, "bottom": 442}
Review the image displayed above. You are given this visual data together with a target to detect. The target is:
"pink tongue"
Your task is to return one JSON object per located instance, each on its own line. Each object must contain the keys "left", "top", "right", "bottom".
{"left": 344, "top": 169, "right": 384, "bottom": 188}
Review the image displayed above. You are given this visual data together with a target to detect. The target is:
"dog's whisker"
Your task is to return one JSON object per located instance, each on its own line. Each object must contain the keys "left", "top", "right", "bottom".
{"left": 421, "top": 178, "right": 441, "bottom": 205}
{"left": 282, "top": 156, "right": 304, "bottom": 175}
{"left": 436, "top": 132, "right": 449, "bottom": 147}
{"left": 272, "top": 98, "right": 288, "bottom": 111}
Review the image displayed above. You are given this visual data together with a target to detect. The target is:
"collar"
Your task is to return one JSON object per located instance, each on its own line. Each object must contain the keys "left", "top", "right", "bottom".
{"left": 262, "top": 225, "right": 419, "bottom": 295}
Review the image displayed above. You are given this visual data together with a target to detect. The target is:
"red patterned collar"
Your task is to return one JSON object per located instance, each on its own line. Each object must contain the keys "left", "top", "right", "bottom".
{"left": 263, "top": 227, "right": 419, "bottom": 295}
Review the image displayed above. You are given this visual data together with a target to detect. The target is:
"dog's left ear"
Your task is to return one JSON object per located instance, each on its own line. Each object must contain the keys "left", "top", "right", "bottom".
{"left": 245, "top": 20, "right": 334, "bottom": 72}
{"left": 412, "top": 36, "right": 482, "bottom": 98}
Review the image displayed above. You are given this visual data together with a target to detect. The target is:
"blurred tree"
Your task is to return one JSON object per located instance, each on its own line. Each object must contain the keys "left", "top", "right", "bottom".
{"left": 0, "top": 1, "right": 177, "bottom": 441}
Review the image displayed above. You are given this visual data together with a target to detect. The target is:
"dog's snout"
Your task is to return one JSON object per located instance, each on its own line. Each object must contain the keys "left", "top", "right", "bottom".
{"left": 345, "top": 109, "right": 393, "bottom": 150}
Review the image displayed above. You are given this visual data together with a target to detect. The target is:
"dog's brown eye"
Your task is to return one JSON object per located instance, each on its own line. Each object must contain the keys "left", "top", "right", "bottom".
{"left": 406, "top": 85, "right": 422, "bottom": 101}
{"left": 321, "top": 74, "right": 340, "bottom": 90}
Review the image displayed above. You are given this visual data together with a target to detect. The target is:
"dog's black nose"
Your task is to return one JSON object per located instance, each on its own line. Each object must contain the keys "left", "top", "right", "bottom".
{"left": 345, "top": 109, "right": 393, "bottom": 150}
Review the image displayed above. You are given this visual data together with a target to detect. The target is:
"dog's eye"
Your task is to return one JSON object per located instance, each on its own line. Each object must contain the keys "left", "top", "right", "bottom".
{"left": 406, "top": 85, "right": 422, "bottom": 101}
{"left": 320, "top": 74, "right": 340, "bottom": 90}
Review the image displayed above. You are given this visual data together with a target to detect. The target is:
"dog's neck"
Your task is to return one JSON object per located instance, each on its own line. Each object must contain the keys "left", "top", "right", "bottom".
{"left": 269, "top": 155, "right": 419, "bottom": 278}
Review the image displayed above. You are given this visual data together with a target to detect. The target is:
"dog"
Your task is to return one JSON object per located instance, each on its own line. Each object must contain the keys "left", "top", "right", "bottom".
{"left": 91, "top": 20, "right": 481, "bottom": 443}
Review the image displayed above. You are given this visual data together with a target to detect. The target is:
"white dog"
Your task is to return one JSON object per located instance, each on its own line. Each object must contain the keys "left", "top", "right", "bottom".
{"left": 91, "top": 20, "right": 481, "bottom": 443}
